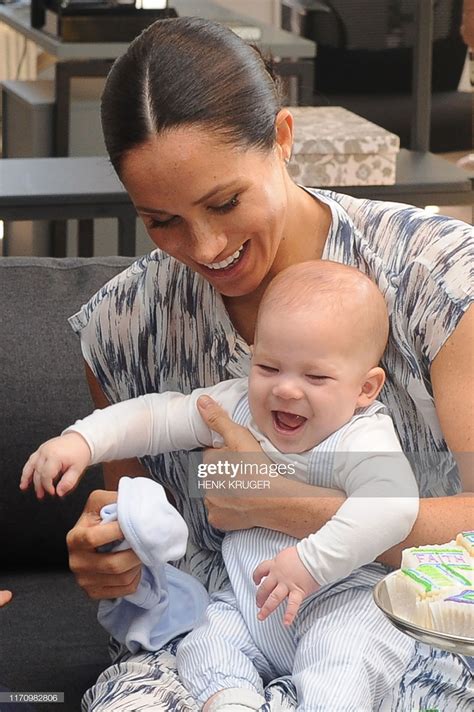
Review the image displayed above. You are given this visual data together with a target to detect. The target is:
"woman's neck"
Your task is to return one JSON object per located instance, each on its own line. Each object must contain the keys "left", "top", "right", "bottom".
{"left": 224, "top": 185, "right": 332, "bottom": 345}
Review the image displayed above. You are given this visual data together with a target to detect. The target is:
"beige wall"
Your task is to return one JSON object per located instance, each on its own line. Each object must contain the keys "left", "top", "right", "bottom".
{"left": 213, "top": 0, "right": 281, "bottom": 27}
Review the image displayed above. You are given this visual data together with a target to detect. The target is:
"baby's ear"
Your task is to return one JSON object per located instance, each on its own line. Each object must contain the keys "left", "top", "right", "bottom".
{"left": 356, "top": 367, "right": 385, "bottom": 407}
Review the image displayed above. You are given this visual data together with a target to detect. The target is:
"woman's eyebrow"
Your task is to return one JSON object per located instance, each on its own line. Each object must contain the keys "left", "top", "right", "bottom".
{"left": 192, "top": 181, "right": 239, "bottom": 205}
{"left": 135, "top": 205, "right": 170, "bottom": 215}
{"left": 135, "top": 181, "right": 240, "bottom": 214}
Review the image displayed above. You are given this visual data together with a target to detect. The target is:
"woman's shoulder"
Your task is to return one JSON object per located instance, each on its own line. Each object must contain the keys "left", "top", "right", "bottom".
{"left": 69, "top": 249, "right": 199, "bottom": 335}
{"left": 314, "top": 189, "right": 472, "bottom": 286}
{"left": 329, "top": 191, "right": 471, "bottom": 258}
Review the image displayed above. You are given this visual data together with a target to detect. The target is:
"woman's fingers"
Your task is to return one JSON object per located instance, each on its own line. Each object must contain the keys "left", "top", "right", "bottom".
{"left": 71, "top": 555, "right": 142, "bottom": 600}
{"left": 0, "top": 590, "right": 13, "bottom": 607}
{"left": 197, "top": 396, "right": 259, "bottom": 450}
{"left": 66, "top": 490, "right": 143, "bottom": 599}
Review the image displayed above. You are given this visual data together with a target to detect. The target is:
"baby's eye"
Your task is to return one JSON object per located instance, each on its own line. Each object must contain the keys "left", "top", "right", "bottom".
{"left": 307, "top": 374, "right": 327, "bottom": 382}
{"left": 210, "top": 194, "right": 240, "bottom": 214}
{"left": 257, "top": 364, "right": 279, "bottom": 373}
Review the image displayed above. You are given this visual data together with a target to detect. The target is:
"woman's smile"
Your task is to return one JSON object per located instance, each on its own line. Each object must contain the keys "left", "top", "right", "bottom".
{"left": 120, "top": 127, "right": 295, "bottom": 298}
{"left": 196, "top": 240, "right": 250, "bottom": 281}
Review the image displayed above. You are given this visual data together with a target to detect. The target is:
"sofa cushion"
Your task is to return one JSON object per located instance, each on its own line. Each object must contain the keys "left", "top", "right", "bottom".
{"left": 0, "top": 256, "right": 134, "bottom": 568}
{"left": 0, "top": 568, "right": 110, "bottom": 712}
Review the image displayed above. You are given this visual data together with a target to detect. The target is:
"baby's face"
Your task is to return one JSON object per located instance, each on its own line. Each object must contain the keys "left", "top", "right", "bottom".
{"left": 248, "top": 308, "right": 370, "bottom": 453}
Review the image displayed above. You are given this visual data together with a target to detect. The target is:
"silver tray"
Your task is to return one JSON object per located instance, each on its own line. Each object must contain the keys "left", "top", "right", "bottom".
{"left": 373, "top": 571, "right": 474, "bottom": 657}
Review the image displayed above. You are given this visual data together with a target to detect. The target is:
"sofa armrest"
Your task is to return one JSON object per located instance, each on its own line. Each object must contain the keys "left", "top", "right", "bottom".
{"left": 0, "top": 256, "right": 135, "bottom": 568}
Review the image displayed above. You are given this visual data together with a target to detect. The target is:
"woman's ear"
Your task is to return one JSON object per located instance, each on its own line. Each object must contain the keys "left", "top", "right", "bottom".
{"left": 275, "top": 108, "right": 294, "bottom": 164}
{"left": 356, "top": 367, "right": 386, "bottom": 407}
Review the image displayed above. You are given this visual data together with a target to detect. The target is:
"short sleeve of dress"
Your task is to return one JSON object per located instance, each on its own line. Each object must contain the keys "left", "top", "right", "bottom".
{"left": 391, "top": 213, "right": 473, "bottom": 371}
{"left": 69, "top": 251, "right": 238, "bottom": 403}
{"left": 69, "top": 254, "right": 157, "bottom": 403}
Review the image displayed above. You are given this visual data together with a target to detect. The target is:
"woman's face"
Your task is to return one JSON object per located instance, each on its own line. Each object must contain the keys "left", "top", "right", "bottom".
{"left": 120, "top": 123, "right": 293, "bottom": 297}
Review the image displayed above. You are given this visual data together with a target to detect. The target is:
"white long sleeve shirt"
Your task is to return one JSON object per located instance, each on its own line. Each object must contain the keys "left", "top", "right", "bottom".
{"left": 67, "top": 377, "right": 419, "bottom": 588}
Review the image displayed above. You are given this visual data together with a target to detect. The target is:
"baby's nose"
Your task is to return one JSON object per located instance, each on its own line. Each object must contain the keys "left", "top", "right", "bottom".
{"left": 272, "top": 379, "right": 304, "bottom": 400}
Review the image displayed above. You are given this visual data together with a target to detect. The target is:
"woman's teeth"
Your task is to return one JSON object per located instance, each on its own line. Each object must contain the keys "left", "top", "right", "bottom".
{"left": 203, "top": 245, "right": 244, "bottom": 270}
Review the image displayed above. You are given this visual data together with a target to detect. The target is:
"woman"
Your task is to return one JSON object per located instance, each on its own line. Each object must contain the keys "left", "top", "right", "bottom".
{"left": 66, "top": 17, "right": 473, "bottom": 711}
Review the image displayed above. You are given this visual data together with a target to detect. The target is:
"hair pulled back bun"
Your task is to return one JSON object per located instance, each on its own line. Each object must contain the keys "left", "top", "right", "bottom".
{"left": 101, "top": 17, "right": 283, "bottom": 175}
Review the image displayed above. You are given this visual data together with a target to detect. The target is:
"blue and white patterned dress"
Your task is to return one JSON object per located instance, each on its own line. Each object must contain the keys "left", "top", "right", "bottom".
{"left": 70, "top": 189, "right": 474, "bottom": 711}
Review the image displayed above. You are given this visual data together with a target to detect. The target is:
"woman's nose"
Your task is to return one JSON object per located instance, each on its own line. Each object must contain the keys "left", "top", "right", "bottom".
{"left": 190, "top": 222, "right": 227, "bottom": 265}
{"left": 272, "top": 378, "right": 304, "bottom": 400}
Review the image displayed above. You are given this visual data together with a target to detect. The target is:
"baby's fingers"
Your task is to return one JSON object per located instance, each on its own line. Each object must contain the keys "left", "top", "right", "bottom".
{"left": 253, "top": 560, "right": 271, "bottom": 586}
{"left": 283, "top": 589, "right": 304, "bottom": 627}
{"left": 255, "top": 568, "right": 275, "bottom": 608}
{"left": 20, "top": 452, "right": 40, "bottom": 490}
{"left": 257, "top": 582, "right": 288, "bottom": 622}
{"left": 33, "top": 466, "right": 55, "bottom": 498}
{"left": 56, "top": 466, "right": 82, "bottom": 497}
{"left": 31, "top": 454, "right": 61, "bottom": 497}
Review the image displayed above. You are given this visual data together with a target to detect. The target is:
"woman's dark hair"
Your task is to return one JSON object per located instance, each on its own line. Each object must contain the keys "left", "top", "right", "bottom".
{"left": 101, "top": 17, "right": 283, "bottom": 174}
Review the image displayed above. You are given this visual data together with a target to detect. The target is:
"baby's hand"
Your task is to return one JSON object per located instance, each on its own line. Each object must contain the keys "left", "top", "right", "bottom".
{"left": 20, "top": 432, "right": 91, "bottom": 499}
{"left": 253, "top": 546, "right": 320, "bottom": 627}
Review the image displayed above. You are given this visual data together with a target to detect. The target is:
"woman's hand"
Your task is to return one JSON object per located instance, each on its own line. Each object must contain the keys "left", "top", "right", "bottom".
{"left": 197, "top": 395, "right": 275, "bottom": 531}
{"left": 0, "top": 590, "right": 12, "bottom": 607}
{"left": 462, "top": 0, "right": 474, "bottom": 48}
{"left": 67, "top": 490, "right": 142, "bottom": 600}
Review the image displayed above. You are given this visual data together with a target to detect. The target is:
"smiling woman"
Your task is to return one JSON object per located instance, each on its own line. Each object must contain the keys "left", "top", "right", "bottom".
{"left": 101, "top": 17, "right": 330, "bottom": 307}
{"left": 63, "top": 13, "right": 474, "bottom": 712}
{"left": 118, "top": 121, "right": 327, "bottom": 308}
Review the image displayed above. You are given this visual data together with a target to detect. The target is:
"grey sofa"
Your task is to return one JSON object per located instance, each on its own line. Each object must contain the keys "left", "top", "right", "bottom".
{"left": 0, "top": 256, "right": 135, "bottom": 712}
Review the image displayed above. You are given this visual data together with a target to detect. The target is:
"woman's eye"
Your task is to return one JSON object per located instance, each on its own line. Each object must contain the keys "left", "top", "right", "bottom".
{"left": 146, "top": 215, "right": 180, "bottom": 230}
{"left": 211, "top": 194, "right": 240, "bottom": 214}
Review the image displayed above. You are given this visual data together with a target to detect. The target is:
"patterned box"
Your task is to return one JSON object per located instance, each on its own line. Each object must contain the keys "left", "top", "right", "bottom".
{"left": 288, "top": 107, "right": 400, "bottom": 186}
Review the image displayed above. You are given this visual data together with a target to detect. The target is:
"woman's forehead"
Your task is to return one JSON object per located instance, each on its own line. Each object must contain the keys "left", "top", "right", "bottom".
{"left": 123, "top": 127, "right": 252, "bottom": 173}
{"left": 120, "top": 129, "right": 270, "bottom": 205}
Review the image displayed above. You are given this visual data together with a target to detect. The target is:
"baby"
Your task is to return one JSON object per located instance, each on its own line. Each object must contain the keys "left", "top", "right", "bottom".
{"left": 22, "top": 261, "right": 419, "bottom": 712}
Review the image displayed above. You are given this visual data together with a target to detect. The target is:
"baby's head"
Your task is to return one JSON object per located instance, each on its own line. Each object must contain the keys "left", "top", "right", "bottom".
{"left": 248, "top": 260, "right": 389, "bottom": 453}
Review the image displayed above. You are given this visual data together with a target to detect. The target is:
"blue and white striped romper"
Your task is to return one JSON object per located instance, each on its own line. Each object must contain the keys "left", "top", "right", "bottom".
{"left": 176, "top": 399, "right": 416, "bottom": 711}
{"left": 71, "top": 189, "right": 473, "bottom": 711}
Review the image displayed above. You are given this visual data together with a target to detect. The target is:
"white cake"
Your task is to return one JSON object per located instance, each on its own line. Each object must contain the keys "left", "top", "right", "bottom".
{"left": 430, "top": 589, "right": 474, "bottom": 637}
{"left": 456, "top": 531, "right": 474, "bottom": 557}
{"left": 401, "top": 543, "right": 470, "bottom": 569}
{"left": 386, "top": 563, "right": 472, "bottom": 628}
{"left": 387, "top": 535, "right": 474, "bottom": 635}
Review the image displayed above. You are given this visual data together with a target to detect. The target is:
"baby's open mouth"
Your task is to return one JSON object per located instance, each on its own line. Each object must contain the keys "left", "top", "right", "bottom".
{"left": 272, "top": 411, "right": 307, "bottom": 433}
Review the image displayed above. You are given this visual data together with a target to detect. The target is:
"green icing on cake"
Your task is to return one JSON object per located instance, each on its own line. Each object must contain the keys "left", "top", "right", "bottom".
{"left": 401, "top": 564, "right": 470, "bottom": 592}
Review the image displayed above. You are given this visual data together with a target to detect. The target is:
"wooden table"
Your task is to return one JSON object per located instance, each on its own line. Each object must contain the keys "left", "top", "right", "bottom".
{"left": 1, "top": 151, "right": 471, "bottom": 257}
{"left": 0, "top": 156, "right": 136, "bottom": 256}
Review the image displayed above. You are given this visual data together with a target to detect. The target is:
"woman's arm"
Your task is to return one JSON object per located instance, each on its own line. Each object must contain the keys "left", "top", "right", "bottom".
{"left": 379, "top": 306, "right": 474, "bottom": 567}
{"left": 430, "top": 306, "right": 473, "bottom": 491}
{"left": 85, "top": 363, "right": 146, "bottom": 490}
